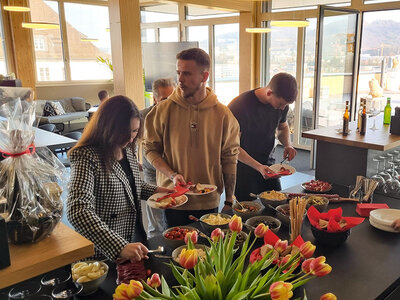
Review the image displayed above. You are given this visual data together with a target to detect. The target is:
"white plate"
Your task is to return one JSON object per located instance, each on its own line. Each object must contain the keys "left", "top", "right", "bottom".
{"left": 185, "top": 184, "right": 217, "bottom": 196}
{"left": 269, "top": 164, "right": 296, "bottom": 176}
{"left": 370, "top": 209, "right": 400, "bottom": 227}
{"left": 147, "top": 193, "right": 188, "bottom": 209}
{"left": 369, "top": 217, "right": 399, "bottom": 233}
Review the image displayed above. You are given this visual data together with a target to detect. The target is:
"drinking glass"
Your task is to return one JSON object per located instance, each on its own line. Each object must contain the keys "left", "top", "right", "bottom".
{"left": 41, "top": 269, "right": 71, "bottom": 295}
{"left": 386, "top": 162, "right": 400, "bottom": 194}
{"left": 369, "top": 107, "right": 380, "bottom": 131}
{"left": 9, "top": 282, "right": 41, "bottom": 299}
{"left": 52, "top": 281, "right": 82, "bottom": 299}
{"left": 371, "top": 158, "right": 386, "bottom": 192}
{"left": 379, "top": 155, "right": 392, "bottom": 181}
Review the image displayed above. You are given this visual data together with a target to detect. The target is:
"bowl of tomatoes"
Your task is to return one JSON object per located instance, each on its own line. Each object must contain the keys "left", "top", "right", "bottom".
{"left": 162, "top": 226, "right": 199, "bottom": 248}
{"left": 301, "top": 180, "right": 332, "bottom": 193}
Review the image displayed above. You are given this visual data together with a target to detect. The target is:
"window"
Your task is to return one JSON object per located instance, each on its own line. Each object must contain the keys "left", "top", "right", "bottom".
{"left": 159, "top": 27, "right": 179, "bottom": 42}
{"left": 141, "top": 4, "right": 179, "bottom": 23}
{"left": 187, "top": 26, "right": 209, "bottom": 54}
{"left": 30, "top": 0, "right": 65, "bottom": 81}
{"left": 39, "top": 67, "right": 50, "bottom": 81}
{"left": 364, "top": 0, "right": 399, "bottom": 3}
{"left": 214, "top": 24, "right": 239, "bottom": 105}
{"left": 270, "top": 0, "right": 350, "bottom": 12}
{"left": 141, "top": 29, "right": 156, "bottom": 43}
{"left": 34, "top": 36, "right": 46, "bottom": 51}
{"left": 358, "top": 10, "right": 400, "bottom": 109}
{"left": 186, "top": 5, "right": 239, "bottom": 20}
{"left": 64, "top": 2, "right": 112, "bottom": 81}
{"left": 0, "top": 3, "right": 7, "bottom": 75}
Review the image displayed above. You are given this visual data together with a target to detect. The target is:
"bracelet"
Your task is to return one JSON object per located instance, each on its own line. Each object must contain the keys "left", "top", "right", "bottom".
{"left": 224, "top": 201, "right": 233, "bottom": 207}
{"left": 169, "top": 172, "right": 178, "bottom": 181}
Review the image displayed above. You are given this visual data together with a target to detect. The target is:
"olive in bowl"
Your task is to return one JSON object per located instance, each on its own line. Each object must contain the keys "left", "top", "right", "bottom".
{"left": 162, "top": 226, "right": 199, "bottom": 248}
{"left": 275, "top": 204, "right": 306, "bottom": 226}
{"left": 71, "top": 260, "right": 109, "bottom": 296}
{"left": 245, "top": 216, "right": 281, "bottom": 234}
{"left": 222, "top": 229, "right": 248, "bottom": 248}
{"left": 232, "top": 201, "right": 262, "bottom": 220}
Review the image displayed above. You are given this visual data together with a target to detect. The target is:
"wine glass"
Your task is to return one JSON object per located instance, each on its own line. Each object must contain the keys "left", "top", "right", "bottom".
{"left": 378, "top": 155, "right": 392, "bottom": 181}
{"left": 9, "top": 282, "right": 41, "bottom": 299}
{"left": 369, "top": 107, "right": 380, "bottom": 131}
{"left": 386, "top": 162, "right": 400, "bottom": 194}
{"left": 52, "top": 281, "right": 82, "bottom": 299}
{"left": 370, "top": 158, "right": 386, "bottom": 192}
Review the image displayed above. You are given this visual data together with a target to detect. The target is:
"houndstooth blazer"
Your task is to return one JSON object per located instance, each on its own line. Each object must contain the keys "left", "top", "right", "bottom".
{"left": 66, "top": 145, "right": 157, "bottom": 261}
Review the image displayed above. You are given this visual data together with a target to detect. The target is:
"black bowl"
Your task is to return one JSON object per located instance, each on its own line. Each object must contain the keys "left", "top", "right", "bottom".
{"left": 311, "top": 226, "right": 350, "bottom": 247}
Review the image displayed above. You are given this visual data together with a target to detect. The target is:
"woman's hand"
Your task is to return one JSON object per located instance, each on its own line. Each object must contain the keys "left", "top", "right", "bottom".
{"left": 120, "top": 242, "right": 149, "bottom": 262}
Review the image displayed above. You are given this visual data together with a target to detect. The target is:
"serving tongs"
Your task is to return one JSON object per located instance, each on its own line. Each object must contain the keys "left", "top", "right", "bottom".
{"left": 147, "top": 246, "right": 165, "bottom": 254}
{"left": 233, "top": 196, "right": 248, "bottom": 212}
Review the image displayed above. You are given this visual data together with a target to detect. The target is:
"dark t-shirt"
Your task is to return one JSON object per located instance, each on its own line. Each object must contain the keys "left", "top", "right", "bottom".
{"left": 228, "top": 89, "right": 288, "bottom": 200}
{"left": 228, "top": 89, "right": 288, "bottom": 164}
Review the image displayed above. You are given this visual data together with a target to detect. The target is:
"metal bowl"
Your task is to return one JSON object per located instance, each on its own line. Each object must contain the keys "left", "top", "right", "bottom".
{"left": 257, "top": 191, "right": 287, "bottom": 209}
{"left": 232, "top": 201, "right": 262, "bottom": 220}
{"left": 162, "top": 226, "right": 199, "bottom": 249}
{"left": 245, "top": 216, "right": 281, "bottom": 234}
{"left": 200, "top": 213, "right": 231, "bottom": 232}
{"left": 275, "top": 204, "right": 306, "bottom": 226}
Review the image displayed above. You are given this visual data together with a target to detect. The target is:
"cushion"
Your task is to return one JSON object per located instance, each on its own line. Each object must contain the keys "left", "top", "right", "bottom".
{"left": 61, "top": 98, "right": 75, "bottom": 113}
{"left": 43, "top": 101, "right": 57, "bottom": 117}
{"left": 50, "top": 101, "right": 66, "bottom": 115}
{"left": 70, "top": 97, "right": 86, "bottom": 112}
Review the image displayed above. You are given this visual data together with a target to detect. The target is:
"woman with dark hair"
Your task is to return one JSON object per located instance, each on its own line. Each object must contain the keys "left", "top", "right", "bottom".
{"left": 67, "top": 95, "right": 172, "bottom": 262}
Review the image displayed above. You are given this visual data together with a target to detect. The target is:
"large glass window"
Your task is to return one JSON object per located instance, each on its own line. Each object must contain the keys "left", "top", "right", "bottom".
{"left": 271, "top": 0, "right": 350, "bottom": 12}
{"left": 187, "top": 26, "right": 209, "bottom": 53}
{"left": 141, "top": 4, "right": 179, "bottom": 23}
{"left": 64, "top": 3, "right": 112, "bottom": 81}
{"left": 358, "top": 10, "right": 400, "bottom": 109}
{"left": 0, "top": 3, "right": 7, "bottom": 75}
{"left": 214, "top": 24, "right": 239, "bottom": 105}
{"left": 141, "top": 29, "right": 156, "bottom": 43}
{"left": 30, "top": 0, "right": 65, "bottom": 81}
{"left": 186, "top": 5, "right": 239, "bottom": 20}
{"left": 159, "top": 27, "right": 179, "bottom": 42}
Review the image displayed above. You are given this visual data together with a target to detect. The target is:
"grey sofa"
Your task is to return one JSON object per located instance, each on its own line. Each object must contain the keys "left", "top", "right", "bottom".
{"left": 35, "top": 97, "right": 89, "bottom": 126}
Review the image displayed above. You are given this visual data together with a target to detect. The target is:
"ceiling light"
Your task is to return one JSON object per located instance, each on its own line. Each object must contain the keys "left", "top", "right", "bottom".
{"left": 270, "top": 20, "right": 310, "bottom": 27}
{"left": 80, "top": 38, "right": 99, "bottom": 42}
{"left": 22, "top": 22, "right": 60, "bottom": 29}
{"left": 4, "top": 6, "right": 30, "bottom": 12}
{"left": 245, "top": 28, "right": 272, "bottom": 33}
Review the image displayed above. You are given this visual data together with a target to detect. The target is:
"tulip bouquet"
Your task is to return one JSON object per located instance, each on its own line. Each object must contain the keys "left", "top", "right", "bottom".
{"left": 113, "top": 215, "right": 335, "bottom": 300}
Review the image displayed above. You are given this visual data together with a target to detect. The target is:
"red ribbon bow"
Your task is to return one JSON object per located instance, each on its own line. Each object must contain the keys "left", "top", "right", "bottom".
{"left": 0, "top": 143, "right": 36, "bottom": 158}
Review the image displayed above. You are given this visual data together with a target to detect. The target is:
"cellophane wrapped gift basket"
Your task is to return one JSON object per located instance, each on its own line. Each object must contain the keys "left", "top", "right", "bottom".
{"left": 0, "top": 98, "right": 67, "bottom": 244}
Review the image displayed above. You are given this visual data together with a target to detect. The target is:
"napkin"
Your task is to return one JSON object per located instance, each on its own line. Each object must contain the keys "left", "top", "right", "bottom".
{"left": 264, "top": 170, "right": 291, "bottom": 178}
{"left": 307, "top": 206, "right": 365, "bottom": 232}
{"left": 249, "top": 230, "right": 305, "bottom": 264}
{"left": 156, "top": 185, "right": 189, "bottom": 202}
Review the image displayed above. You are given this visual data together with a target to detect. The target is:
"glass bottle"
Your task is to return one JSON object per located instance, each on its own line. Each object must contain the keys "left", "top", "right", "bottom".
{"left": 384, "top": 97, "right": 392, "bottom": 125}
{"left": 360, "top": 102, "right": 367, "bottom": 135}
{"left": 357, "top": 98, "right": 365, "bottom": 131}
{"left": 342, "top": 100, "right": 349, "bottom": 136}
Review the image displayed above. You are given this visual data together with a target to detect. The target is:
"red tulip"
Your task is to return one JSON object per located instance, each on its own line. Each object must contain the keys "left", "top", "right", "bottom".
{"left": 211, "top": 228, "right": 224, "bottom": 242}
{"left": 269, "top": 281, "right": 293, "bottom": 300}
{"left": 310, "top": 256, "right": 332, "bottom": 277}
{"left": 184, "top": 231, "right": 198, "bottom": 245}
{"left": 254, "top": 223, "right": 269, "bottom": 238}
{"left": 229, "top": 215, "right": 243, "bottom": 232}
{"left": 320, "top": 292, "right": 337, "bottom": 300}
{"left": 274, "top": 239, "right": 288, "bottom": 254}
{"left": 178, "top": 248, "right": 198, "bottom": 269}
{"left": 301, "top": 258, "right": 314, "bottom": 274}
{"left": 113, "top": 280, "right": 143, "bottom": 300}
{"left": 300, "top": 241, "right": 316, "bottom": 259}
{"left": 146, "top": 273, "right": 161, "bottom": 288}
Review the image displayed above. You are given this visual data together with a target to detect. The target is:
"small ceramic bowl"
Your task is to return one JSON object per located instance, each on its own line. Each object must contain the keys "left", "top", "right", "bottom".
{"left": 305, "top": 196, "right": 329, "bottom": 212}
{"left": 245, "top": 216, "right": 281, "bottom": 234}
{"left": 258, "top": 191, "right": 287, "bottom": 209}
{"left": 222, "top": 229, "right": 248, "bottom": 248}
{"left": 162, "top": 226, "right": 199, "bottom": 249}
{"left": 71, "top": 260, "right": 109, "bottom": 296}
{"left": 311, "top": 226, "right": 350, "bottom": 247}
{"left": 232, "top": 201, "right": 262, "bottom": 220}
{"left": 275, "top": 204, "right": 306, "bottom": 226}
{"left": 200, "top": 213, "right": 231, "bottom": 232}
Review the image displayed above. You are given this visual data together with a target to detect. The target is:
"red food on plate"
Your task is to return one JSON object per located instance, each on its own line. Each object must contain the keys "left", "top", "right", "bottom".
{"left": 164, "top": 227, "right": 196, "bottom": 240}
{"left": 303, "top": 180, "right": 332, "bottom": 192}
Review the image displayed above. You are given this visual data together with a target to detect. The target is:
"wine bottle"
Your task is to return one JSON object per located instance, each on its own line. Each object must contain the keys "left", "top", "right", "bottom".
{"left": 383, "top": 97, "right": 392, "bottom": 125}
{"left": 360, "top": 102, "right": 367, "bottom": 135}
{"left": 342, "top": 100, "right": 349, "bottom": 136}
{"left": 357, "top": 98, "right": 365, "bottom": 131}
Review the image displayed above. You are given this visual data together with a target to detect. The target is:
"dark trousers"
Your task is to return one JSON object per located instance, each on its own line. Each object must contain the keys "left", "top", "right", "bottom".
{"left": 165, "top": 208, "right": 218, "bottom": 227}
{"left": 235, "top": 162, "right": 281, "bottom": 202}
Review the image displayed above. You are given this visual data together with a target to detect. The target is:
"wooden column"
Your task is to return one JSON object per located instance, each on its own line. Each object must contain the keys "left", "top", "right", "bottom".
{"left": 109, "top": 0, "right": 144, "bottom": 109}
{"left": 2, "top": 0, "right": 36, "bottom": 92}
{"left": 239, "top": 11, "right": 253, "bottom": 93}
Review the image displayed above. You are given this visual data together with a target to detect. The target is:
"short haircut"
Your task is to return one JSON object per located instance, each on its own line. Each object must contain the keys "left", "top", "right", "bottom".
{"left": 98, "top": 90, "right": 109, "bottom": 101}
{"left": 152, "top": 78, "right": 176, "bottom": 98}
{"left": 268, "top": 73, "right": 298, "bottom": 103}
{"left": 176, "top": 48, "right": 210, "bottom": 71}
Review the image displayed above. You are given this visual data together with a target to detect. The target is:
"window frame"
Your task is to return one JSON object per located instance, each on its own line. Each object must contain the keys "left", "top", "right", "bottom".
{"left": 33, "top": 0, "right": 110, "bottom": 86}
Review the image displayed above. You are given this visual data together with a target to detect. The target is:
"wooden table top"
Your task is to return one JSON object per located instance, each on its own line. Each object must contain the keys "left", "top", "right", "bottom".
{"left": 302, "top": 121, "right": 400, "bottom": 151}
{"left": 0, "top": 223, "right": 94, "bottom": 289}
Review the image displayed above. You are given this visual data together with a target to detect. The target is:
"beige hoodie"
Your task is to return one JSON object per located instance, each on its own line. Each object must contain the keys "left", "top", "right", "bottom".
{"left": 144, "top": 87, "right": 240, "bottom": 210}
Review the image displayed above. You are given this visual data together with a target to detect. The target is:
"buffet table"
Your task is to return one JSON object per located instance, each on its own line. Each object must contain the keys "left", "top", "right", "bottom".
{"left": 0, "top": 223, "right": 94, "bottom": 289}
{"left": 303, "top": 121, "right": 400, "bottom": 187}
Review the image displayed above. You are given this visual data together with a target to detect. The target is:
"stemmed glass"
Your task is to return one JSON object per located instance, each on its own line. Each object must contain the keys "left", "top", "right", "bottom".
{"left": 386, "top": 161, "right": 400, "bottom": 194}
{"left": 378, "top": 155, "right": 392, "bottom": 181}
{"left": 369, "top": 107, "right": 380, "bottom": 131}
{"left": 370, "top": 158, "right": 386, "bottom": 192}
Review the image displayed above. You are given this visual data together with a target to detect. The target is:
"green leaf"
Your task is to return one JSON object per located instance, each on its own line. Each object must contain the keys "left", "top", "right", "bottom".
{"left": 161, "top": 276, "right": 171, "bottom": 297}
{"left": 170, "top": 261, "right": 188, "bottom": 286}
{"left": 231, "top": 288, "right": 256, "bottom": 300}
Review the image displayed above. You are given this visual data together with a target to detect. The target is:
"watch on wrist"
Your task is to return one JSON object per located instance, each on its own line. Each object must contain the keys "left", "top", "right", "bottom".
{"left": 224, "top": 201, "right": 233, "bottom": 207}
{"left": 169, "top": 172, "right": 178, "bottom": 181}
